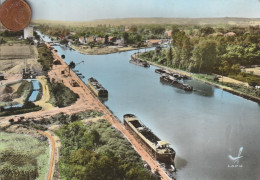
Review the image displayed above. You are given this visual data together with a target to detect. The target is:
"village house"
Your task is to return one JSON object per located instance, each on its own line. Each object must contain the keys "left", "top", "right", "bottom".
{"left": 224, "top": 32, "right": 236, "bottom": 37}
{"left": 108, "top": 36, "right": 116, "bottom": 43}
{"left": 86, "top": 37, "right": 96, "bottom": 43}
{"left": 79, "top": 37, "right": 86, "bottom": 44}
{"left": 165, "top": 30, "right": 172, "bottom": 37}
{"left": 146, "top": 39, "right": 162, "bottom": 46}
{"left": 96, "top": 37, "right": 105, "bottom": 43}
{"left": 115, "top": 38, "right": 125, "bottom": 46}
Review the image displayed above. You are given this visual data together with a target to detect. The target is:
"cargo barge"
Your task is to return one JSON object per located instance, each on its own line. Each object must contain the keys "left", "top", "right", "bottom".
{"left": 160, "top": 75, "right": 193, "bottom": 91}
{"left": 155, "top": 68, "right": 190, "bottom": 80}
{"left": 130, "top": 55, "right": 150, "bottom": 68}
{"left": 88, "top": 77, "right": 108, "bottom": 98}
{"left": 124, "top": 114, "right": 175, "bottom": 165}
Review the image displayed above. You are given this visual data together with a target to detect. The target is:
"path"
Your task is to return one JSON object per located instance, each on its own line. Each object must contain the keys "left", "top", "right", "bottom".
{"left": 34, "top": 76, "right": 56, "bottom": 111}
{"left": 38, "top": 130, "right": 55, "bottom": 180}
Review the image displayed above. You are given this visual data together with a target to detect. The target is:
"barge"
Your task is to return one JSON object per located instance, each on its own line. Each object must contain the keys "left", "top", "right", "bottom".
{"left": 88, "top": 77, "right": 108, "bottom": 98}
{"left": 160, "top": 75, "right": 193, "bottom": 91}
{"left": 124, "top": 114, "right": 175, "bottom": 165}
{"left": 155, "top": 68, "right": 190, "bottom": 80}
{"left": 130, "top": 55, "right": 150, "bottom": 68}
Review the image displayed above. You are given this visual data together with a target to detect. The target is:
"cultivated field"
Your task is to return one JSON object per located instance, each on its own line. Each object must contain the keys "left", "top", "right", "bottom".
{"left": 0, "top": 131, "right": 49, "bottom": 180}
{"left": 0, "top": 45, "right": 41, "bottom": 74}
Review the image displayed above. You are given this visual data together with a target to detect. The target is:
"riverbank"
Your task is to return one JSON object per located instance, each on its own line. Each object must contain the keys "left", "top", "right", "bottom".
{"left": 143, "top": 59, "right": 260, "bottom": 103}
{"left": 71, "top": 45, "right": 146, "bottom": 55}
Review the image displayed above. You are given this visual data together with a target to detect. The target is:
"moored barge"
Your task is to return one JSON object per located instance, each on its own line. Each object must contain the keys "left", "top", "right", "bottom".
{"left": 130, "top": 55, "right": 150, "bottom": 68}
{"left": 160, "top": 75, "right": 193, "bottom": 91}
{"left": 88, "top": 77, "right": 108, "bottom": 98}
{"left": 124, "top": 114, "right": 175, "bottom": 165}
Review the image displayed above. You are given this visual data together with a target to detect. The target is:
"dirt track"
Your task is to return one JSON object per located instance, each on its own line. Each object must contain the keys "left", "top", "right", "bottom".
{"left": 0, "top": 43, "right": 171, "bottom": 180}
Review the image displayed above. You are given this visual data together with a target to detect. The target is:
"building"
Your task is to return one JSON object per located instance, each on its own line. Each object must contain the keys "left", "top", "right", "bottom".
{"left": 224, "top": 32, "right": 236, "bottom": 37}
{"left": 0, "top": 73, "right": 4, "bottom": 80}
{"left": 165, "top": 30, "right": 172, "bottom": 37}
{"left": 24, "top": 26, "right": 34, "bottom": 39}
{"left": 79, "top": 37, "right": 86, "bottom": 44}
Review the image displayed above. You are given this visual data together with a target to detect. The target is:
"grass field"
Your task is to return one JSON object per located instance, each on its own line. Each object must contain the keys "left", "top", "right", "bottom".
{"left": 0, "top": 132, "right": 49, "bottom": 180}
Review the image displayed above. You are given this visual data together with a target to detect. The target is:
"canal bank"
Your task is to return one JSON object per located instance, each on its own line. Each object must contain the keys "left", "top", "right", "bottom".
{"left": 140, "top": 58, "right": 260, "bottom": 104}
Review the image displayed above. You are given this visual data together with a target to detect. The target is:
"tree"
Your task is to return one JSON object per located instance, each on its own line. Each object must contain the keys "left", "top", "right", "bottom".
{"left": 166, "top": 47, "right": 173, "bottom": 66}
{"left": 190, "top": 40, "right": 218, "bottom": 73}
{"left": 68, "top": 61, "right": 76, "bottom": 74}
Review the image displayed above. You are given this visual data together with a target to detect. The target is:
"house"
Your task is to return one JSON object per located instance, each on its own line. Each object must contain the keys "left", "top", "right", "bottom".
{"left": 224, "top": 32, "right": 236, "bottom": 37}
{"left": 108, "top": 36, "right": 116, "bottom": 42}
{"left": 86, "top": 37, "right": 96, "bottom": 43}
{"left": 146, "top": 39, "right": 162, "bottom": 46}
{"left": 115, "top": 38, "right": 125, "bottom": 46}
{"left": 96, "top": 37, "right": 105, "bottom": 43}
{"left": 79, "top": 37, "right": 86, "bottom": 44}
{"left": 24, "top": 26, "right": 34, "bottom": 39}
{"left": 165, "top": 30, "right": 172, "bottom": 37}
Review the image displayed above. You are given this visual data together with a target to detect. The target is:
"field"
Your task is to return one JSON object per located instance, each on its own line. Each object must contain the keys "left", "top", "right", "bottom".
{"left": 0, "top": 45, "right": 41, "bottom": 74}
{"left": 0, "top": 132, "right": 49, "bottom": 180}
{"left": 33, "top": 17, "right": 260, "bottom": 27}
{"left": 245, "top": 67, "right": 260, "bottom": 76}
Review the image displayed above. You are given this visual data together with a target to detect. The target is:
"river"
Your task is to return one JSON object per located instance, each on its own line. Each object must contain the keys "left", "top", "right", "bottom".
{"left": 40, "top": 33, "right": 260, "bottom": 180}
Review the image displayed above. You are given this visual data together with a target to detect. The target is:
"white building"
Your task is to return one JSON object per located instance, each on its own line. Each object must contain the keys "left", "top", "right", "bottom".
{"left": 24, "top": 26, "right": 34, "bottom": 39}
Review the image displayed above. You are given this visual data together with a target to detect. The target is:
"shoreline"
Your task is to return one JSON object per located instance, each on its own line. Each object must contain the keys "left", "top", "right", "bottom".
{"left": 143, "top": 59, "right": 260, "bottom": 104}
{"left": 71, "top": 45, "right": 147, "bottom": 55}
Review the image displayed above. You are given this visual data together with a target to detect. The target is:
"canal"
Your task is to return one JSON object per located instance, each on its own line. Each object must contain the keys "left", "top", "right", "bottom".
{"left": 40, "top": 33, "right": 260, "bottom": 180}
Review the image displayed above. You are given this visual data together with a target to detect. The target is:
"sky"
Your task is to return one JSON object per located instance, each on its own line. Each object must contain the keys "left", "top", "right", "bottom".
{"left": 4, "top": 0, "right": 260, "bottom": 21}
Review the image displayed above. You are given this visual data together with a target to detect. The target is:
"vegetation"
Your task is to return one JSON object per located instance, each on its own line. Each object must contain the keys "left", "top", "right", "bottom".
{"left": 0, "top": 132, "right": 49, "bottom": 180}
{"left": 0, "top": 30, "right": 33, "bottom": 45}
{"left": 16, "top": 80, "right": 33, "bottom": 99}
{"left": 56, "top": 120, "right": 158, "bottom": 180}
{"left": 0, "top": 101, "right": 41, "bottom": 117}
{"left": 37, "top": 44, "right": 54, "bottom": 71}
{"left": 140, "top": 25, "right": 260, "bottom": 86}
{"left": 48, "top": 82, "right": 79, "bottom": 107}
{"left": 194, "top": 74, "right": 260, "bottom": 98}
{"left": 13, "top": 111, "right": 103, "bottom": 131}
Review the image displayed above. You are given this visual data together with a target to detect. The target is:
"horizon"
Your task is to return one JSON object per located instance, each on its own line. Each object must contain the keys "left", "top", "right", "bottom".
{"left": 22, "top": 0, "right": 260, "bottom": 21}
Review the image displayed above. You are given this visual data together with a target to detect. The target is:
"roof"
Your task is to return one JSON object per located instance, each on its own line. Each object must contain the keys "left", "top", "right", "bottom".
{"left": 157, "top": 141, "right": 170, "bottom": 146}
{"left": 148, "top": 39, "right": 162, "bottom": 44}
{"left": 165, "top": 30, "right": 172, "bottom": 37}
{"left": 224, "top": 32, "right": 236, "bottom": 37}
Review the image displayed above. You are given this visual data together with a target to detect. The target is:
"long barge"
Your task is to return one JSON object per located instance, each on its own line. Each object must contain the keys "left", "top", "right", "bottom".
{"left": 160, "top": 75, "right": 193, "bottom": 91}
{"left": 124, "top": 114, "right": 175, "bottom": 165}
{"left": 130, "top": 55, "right": 150, "bottom": 68}
{"left": 88, "top": 77, "right": 108, "bottom": 98}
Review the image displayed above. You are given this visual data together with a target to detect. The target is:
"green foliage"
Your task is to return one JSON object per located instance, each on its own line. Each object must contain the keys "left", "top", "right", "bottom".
{"left": 48, "top": 82, "right": 79, "bottom": 107}
{"left": 0, "top": 132, "right": 49, "bottom": 180}
{"left": 37, "top": 44, "right": 54, "bottom": 71}
{"left": 57, "top": 120, "right": 158, "bottom": 180}
{"left": 0, "top": 102, "right": 41, "bottom": 117}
